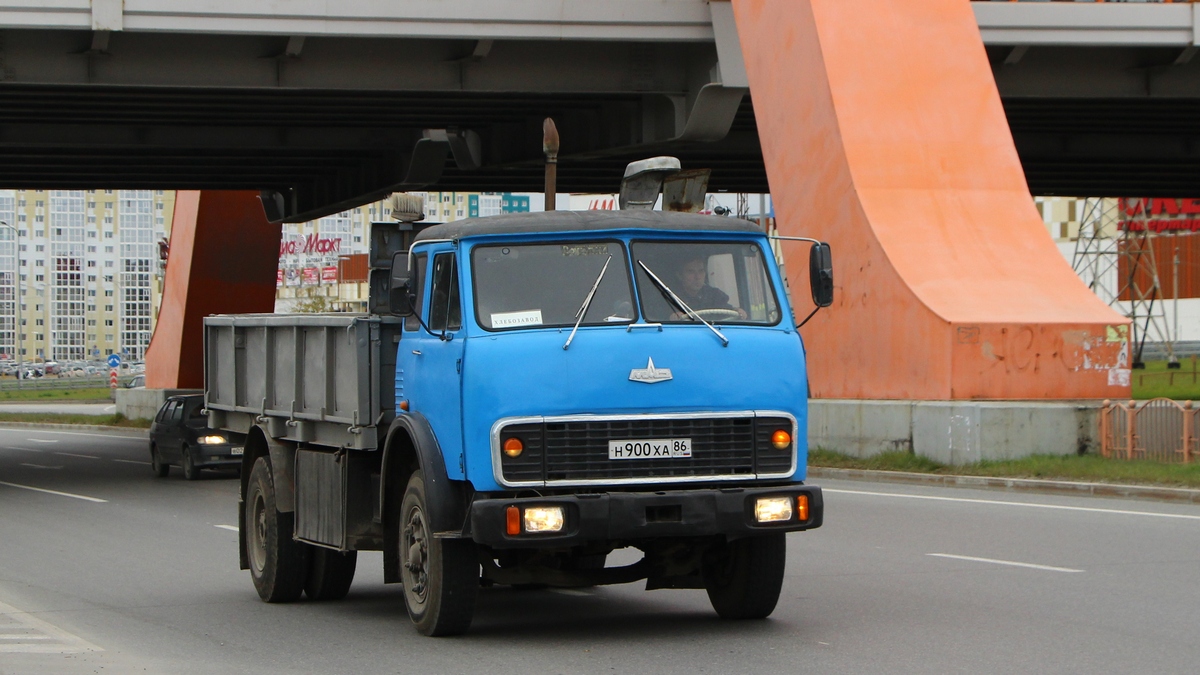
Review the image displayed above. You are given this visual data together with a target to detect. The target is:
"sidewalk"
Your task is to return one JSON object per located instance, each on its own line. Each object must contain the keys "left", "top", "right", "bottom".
{"left": 809, "top": 466, "right": 1200, "bottom": 505}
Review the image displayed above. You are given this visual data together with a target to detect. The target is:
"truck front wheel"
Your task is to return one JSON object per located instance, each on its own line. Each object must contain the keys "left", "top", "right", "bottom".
{"left": 245, "top": 456, "right": 309, "bottom": 603}
{"left": 398, "top": 471, "right": 478, "bottom": 636}
{"left": 702, "top": 533, "right": 787, "bottom": 620}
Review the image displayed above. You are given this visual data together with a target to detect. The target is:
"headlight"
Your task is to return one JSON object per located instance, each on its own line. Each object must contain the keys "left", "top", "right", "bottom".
{"left": 198, "top": 435, "right": 227, "bottom": 445}
{"left": 754, "top": 496, "right": 793, "bottom": 523}
{"left": 522, "top": 506, "right": 565, "bottom": 533}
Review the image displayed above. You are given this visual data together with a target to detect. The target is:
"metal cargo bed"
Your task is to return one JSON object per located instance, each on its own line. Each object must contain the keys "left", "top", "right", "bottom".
{"left": 204, "top": 313, "right": 400, "bottom": 450}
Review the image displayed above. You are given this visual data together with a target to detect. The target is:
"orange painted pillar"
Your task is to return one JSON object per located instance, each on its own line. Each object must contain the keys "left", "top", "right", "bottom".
{"left": 145, "top": 191, "right": 281, "bottom": 389}
{"left": 731, "top": 0, "right": 1131, "bottom": 400}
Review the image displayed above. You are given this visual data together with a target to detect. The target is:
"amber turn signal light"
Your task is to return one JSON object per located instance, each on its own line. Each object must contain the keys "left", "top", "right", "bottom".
{"left": 506, "top": 506, "right": 521, "bottom": 535}
{"left": 771, "top": 429, "right": 791, "bottom": 450}
{"left": 796, "top": 495, "right": 809, "bottom": 521}
{"left": 399, "top": 400, "right": 410, "bottom": 411}
{"left": 503, "top": 437, "right": 524, "bottom": 458}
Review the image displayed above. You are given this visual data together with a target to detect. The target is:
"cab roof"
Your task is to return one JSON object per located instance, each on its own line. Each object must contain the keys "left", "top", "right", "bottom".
{"left": 412, "top": 210, "right": 763, "bottom": 244}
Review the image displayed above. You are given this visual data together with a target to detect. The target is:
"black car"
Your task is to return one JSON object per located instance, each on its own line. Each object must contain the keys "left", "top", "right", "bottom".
{"left": 148, "top": 394, "right": 243, "bottom": 480}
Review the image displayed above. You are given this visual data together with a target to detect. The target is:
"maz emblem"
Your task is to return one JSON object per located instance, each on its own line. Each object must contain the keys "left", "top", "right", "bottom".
{"left": 629, "top": 357, "right": 673, "bottom": 384}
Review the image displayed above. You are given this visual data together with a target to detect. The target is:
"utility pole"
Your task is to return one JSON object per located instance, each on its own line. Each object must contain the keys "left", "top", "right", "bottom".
{"left": 543, "top": 118, "right": 559, "bottom": 211}
{"left": 0, "top": 220, "right": 22, "bottom": 388}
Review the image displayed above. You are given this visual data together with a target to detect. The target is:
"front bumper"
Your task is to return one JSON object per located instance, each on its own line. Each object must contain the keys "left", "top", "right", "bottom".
{"left": 195, "top": 444, "right": 243, "bottom": 469}
{"left": 469, "top": 484, "right": 822, "bottom": 549}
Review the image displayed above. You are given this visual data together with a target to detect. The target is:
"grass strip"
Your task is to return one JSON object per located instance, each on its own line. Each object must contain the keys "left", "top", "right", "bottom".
{"left": 809, "top": 448, "right": 1200, "bottom": 489}
{"left": 0, "top": 412, "right": 150, "bottom": 429}
{"left": 0, "top": 387, "right": 114, "bottom": 402}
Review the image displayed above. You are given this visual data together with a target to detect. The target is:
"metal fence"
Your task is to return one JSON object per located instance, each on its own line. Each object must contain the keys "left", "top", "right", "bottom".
{"left": 1100, "top": 398, "right": 1198, "bottom": 462}
{"left": 0, "top": 375, "right": 137, "bottom": 392}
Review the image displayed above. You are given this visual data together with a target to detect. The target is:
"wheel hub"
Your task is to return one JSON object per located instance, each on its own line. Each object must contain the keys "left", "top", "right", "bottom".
{"left": 402, "top": 506, "right": 429, "bottom": 602}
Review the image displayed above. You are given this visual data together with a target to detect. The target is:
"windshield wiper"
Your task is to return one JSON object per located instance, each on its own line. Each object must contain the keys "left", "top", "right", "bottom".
{"left": 637, "top": 261, "right": 728, "bottom": 347}
{"left": 563, "top": 255, "right": 613, "bottom": 350}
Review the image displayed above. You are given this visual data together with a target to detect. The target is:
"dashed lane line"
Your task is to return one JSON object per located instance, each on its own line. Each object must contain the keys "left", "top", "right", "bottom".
{"left": 825, "top": 488, "right": 1200, "bottom": 521}
{"left": 111, "top": 459, "right": 150, "bottom": 466}
{"left": 214, "top": 525, "right": 239, "bottom": 532}
{"left": 927, "top": 553, "right": 1084, "bottom": 574}
{"left": 26, "top": 439, "right": 58, "bottom": 444}
{"left": 18, "top": 463, "right": 62, "bottom": 470}
{"left": 53, "top": 452, "right": 99, "bottom": 460}
{"left": 0, "top": 481, "right": 107, "bottom": 503}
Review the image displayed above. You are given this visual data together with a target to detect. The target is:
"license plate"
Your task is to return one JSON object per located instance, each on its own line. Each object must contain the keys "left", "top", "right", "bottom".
{"left": 608, "top": 438, "right": 692, "bottom": 460}
{"left": 230, "top": 446, "right": 244, "bottom": 456}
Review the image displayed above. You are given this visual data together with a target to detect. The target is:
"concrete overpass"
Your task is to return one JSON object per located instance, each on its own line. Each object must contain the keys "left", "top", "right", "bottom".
{"left": 2, "top": 2, "right": 1200, "bottom": 223}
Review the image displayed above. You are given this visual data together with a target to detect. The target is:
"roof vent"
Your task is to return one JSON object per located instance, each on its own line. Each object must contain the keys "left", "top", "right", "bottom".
{"left": 619, "top": 157, "right": 681, "bottom": 210}
{"left": 389, "top": 193, "right": 425, "bottom": 223}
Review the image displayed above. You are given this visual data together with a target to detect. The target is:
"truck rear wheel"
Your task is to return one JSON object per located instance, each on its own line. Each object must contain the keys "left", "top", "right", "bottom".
{"left": 305, "top": 548, "right": 357, "bottom": 601}
{"left": 398, "top": 471, "right": 478, "bottom": 636}
{"left": 245, "top": 456, "right": 308, "bottom": 603}
{"left": 702, "top": 533, "right": 787, "bottom": 620}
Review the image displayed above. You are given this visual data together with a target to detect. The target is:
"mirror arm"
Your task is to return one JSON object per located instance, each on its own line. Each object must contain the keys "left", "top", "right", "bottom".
{"left": 796, "top": 306, "right": 821, "bottom": 329}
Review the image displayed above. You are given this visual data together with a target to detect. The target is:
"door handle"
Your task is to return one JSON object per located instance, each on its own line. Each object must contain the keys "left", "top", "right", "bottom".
{"left": 411, "top": 350, "right": 422, "bottom": 355}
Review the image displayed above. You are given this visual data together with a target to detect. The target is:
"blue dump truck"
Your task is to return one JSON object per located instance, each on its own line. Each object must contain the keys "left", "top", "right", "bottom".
{"left": 204, "top": 162, "right": 833, "bottom": 636}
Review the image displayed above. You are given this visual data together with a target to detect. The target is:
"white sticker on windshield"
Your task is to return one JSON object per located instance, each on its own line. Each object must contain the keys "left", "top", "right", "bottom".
{"left": 491, "top": 309, "right": 543, "bottom": 328}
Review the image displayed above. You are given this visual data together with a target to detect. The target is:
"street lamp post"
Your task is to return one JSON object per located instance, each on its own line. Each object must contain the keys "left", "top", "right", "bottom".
{"left": 0, "top": 221, "right": 21, "bottom": 388}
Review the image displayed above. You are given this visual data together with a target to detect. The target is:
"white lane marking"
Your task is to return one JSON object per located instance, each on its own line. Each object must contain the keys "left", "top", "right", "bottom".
{"left": 27, "top": 439, "right": 58, "bottom": 444}
{"left": 112, "top": 459, "right": 150, "bottom": 466}
{"left": 825, "top": 488, "right": 1200, "bottom": 521}
{"left": 18, "top": 463, "right": 62, "bottom": 470}
{"left": 0, "top": 599, "right": 103, "bottom": 654}
{"left": 928, "top": 553, "right": 1084, "bottom": 574}
{"left": 214, "top": 525, "right": 239, "bottom": 532}
{"left": 53, "top": 452, "right": 99, "bottom": 460}
{"left": 0, "top": 481, "right": 107, "bottom": 503}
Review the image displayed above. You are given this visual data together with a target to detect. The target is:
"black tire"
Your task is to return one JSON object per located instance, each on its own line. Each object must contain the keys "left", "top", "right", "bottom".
{"left": 182, "top": 446, "right": 199, "bottom": 481}
{"left": 702, "top": 534, "right": 787, "bottom": 620}
{"left": 305, "top": 548, "right": 358, "bottom": 601}
{"left": 398, "top": 471, "right": 478, "bottom": 636}
{"left": 150, "top": 444, "right": 169, "bottom": 478}
{"left": 245, "top": 456, "right": 309, "bottom": 603}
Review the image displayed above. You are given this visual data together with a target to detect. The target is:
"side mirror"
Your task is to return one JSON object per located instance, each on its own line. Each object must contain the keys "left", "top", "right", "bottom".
{"left": 388, "top": 251, "right": 415, "bottom": 317}
{"left": 809, "top": 242, "right": 834, "bottom": 308}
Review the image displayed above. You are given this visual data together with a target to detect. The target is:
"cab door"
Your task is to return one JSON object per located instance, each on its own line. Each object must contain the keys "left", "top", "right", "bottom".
{"left": 397, "top": 249, "right": 467, "bottom": 479}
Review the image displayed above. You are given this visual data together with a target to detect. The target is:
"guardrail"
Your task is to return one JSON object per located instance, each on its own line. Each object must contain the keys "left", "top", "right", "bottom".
{"left": 997, "top": 1, "right": 1198, "bottom": 4}
{"left": 1100, "top": 398, "right": 1198, "bottom": 462}
{"left": 0, "top": 375, "right": 138, "bottom": 392}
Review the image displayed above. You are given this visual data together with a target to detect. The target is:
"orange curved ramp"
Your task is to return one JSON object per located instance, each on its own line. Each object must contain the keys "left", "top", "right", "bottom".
{"left": 731, "top": 0, "right": 1130, "bottom": 400}
{"left": 145, "top": 191, "right": 281, "bottom": 389}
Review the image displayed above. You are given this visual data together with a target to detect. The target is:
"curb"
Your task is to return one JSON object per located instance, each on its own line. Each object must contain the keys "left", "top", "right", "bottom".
{"left": 808, "top": 466, "right": 1200, "bottom": 505}
{"left": 0, "top": 422, "right": 148, "bottom": 437}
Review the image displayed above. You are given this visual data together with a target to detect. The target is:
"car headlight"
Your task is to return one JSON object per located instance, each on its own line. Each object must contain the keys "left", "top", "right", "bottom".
{"left": 198, "top": 435, "right": 227, "bottom": 445}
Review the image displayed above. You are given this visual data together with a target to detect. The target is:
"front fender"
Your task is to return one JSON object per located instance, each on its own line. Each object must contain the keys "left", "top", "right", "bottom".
{"left": 382, "top": 413, "right": 473, "bottom": 535}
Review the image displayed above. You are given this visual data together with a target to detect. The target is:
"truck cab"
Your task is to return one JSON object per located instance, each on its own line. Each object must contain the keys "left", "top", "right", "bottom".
{"left": 208, "top": 189, "right": 830, "bottom": 637}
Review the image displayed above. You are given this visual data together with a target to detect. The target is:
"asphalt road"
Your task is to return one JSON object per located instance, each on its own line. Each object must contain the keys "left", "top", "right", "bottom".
{"left": 1, "top": 426, "right": 1199, "bottom": 674}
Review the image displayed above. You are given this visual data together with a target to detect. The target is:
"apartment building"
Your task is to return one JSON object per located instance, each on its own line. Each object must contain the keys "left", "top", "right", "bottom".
{"left": 0, "top": 189, "right": 174, "bottom": 364}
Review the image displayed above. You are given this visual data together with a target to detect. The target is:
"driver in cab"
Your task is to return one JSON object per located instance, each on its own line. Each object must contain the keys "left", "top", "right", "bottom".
{"left": 671, "top": 255, "right": 748, "bottom": 320}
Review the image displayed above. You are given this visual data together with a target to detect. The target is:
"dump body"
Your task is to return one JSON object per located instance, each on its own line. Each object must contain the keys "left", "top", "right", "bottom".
{"left": 204, "top": 313, "right": 399, "bottom": 451}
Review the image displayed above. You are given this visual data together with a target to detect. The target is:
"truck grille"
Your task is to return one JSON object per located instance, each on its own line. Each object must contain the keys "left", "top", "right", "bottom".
{"left": 497, "top": 415, "right": 795, "bottom": 485}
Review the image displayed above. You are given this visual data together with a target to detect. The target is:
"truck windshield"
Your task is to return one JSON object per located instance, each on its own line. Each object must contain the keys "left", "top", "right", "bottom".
{"left": 472, "top": 241, "right": 635, "bottom": 330}
{"left": 632, "top": 241, "right": 782, "bottom": 325}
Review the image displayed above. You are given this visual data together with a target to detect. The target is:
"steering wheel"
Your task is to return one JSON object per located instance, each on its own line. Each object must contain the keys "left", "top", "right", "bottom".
{"left": 691, "top": 308, "right": 741, "bottom": 321}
